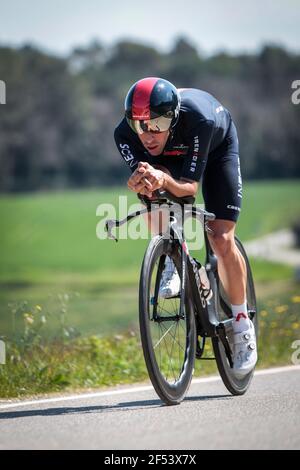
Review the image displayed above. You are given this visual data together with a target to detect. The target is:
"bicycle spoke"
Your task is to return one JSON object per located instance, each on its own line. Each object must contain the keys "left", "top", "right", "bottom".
{"left": 159, "top": 320, "right": 185, "bottom": 353}
{"left": 161, "top": 322, "right": 179, "bottom": 381}
{"left": 153, "top": 319, "right": 186, "bottom": 382}
{"left": 153, "top": 322, "right": 176, "bottom": 350}
{"left": 146, "top": 249, "right": 193, "bottom": 388}
{"left": 157, "top": 303, "right": 179, "bottom": 316}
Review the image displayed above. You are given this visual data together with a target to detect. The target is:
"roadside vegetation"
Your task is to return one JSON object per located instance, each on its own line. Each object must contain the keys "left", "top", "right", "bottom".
{"left": 0, "top": 287, "right": 299, "bottom": 398}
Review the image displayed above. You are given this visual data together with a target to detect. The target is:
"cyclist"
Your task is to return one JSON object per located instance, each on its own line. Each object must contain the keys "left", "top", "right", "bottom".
{"left": 114, "top": 77, "right": 257, "bottom": 377}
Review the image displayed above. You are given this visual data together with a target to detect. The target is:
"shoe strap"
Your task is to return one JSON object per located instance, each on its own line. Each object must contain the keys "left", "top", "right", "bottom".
{"left": 233, "top": 329, "right": 256, "bottom": 345}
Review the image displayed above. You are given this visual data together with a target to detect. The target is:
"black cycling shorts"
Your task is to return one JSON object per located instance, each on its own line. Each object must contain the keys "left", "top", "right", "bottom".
{"left": 202, "top": 120, "right": 242, "bottom": 223}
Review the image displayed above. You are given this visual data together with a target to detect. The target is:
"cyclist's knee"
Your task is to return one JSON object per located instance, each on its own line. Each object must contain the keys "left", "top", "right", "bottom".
{"left": 207, "top": 221, "right": 236, "bottom": 258}
{"left": 211, "top": 233, "right": 234, "bottom": 258}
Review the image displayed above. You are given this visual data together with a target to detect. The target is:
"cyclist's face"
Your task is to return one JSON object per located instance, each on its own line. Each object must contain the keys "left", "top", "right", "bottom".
{"left": 138, "top": 130, "right": 170, "bottom": 156}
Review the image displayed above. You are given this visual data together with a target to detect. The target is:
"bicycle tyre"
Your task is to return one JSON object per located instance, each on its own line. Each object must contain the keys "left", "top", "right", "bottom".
{"left": 139, "top": 235, "right": 196, "bottom": 405}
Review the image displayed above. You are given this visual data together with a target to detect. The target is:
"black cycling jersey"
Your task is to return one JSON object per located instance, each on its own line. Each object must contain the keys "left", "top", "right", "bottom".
{"left": 114, "top": 88, "right": 242, "bottom": 222}
{"left": 114, "top": 88, "right": 232, "bottom": 182}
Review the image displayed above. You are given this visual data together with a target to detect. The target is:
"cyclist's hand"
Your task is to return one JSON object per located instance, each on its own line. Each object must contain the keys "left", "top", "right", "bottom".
{"left": 127, "top": 162, "right": 153, "bottom": 194}
{"left": 141, "top": 168, "right": 166, "bottom": 192}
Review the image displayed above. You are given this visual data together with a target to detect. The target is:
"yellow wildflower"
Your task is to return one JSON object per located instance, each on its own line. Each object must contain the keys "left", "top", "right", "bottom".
{"left": 23, "top": 313, "right": 34, "bottom": 325}
{"left": 275, "top": 305, "right": 288, "bottom": 314}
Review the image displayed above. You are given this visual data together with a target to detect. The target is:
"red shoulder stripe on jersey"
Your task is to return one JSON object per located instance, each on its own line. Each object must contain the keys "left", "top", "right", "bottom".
{"left": 132, "top": 77, "right": 158, "bottom": 120}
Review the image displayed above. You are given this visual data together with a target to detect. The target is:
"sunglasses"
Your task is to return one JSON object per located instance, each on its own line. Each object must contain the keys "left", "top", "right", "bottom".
{"left": 127, "top": 116, "right": 172, "bottom": 135}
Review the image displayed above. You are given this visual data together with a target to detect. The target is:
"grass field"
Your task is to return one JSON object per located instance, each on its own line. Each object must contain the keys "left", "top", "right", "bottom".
{"left": 0, "top": 180, "right": 299, "bottom": 339}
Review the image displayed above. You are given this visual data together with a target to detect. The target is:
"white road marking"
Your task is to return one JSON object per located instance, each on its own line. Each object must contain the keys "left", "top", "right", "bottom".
{"left": 0, "top": 365, "right": 299, "bottom": 411}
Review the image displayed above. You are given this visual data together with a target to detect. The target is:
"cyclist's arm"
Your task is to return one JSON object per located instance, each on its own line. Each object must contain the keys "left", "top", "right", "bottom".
{"left": 163, "top": 174, "right": 198, "bottom": 197}
{"left": 138, "top": 165, "right": 197, "bottom": 198}
{"left": 115, "top": 122, "right": 154, "bottom": 196}
{"left": 114, "top": 120, "right": 146, "bottom": 173}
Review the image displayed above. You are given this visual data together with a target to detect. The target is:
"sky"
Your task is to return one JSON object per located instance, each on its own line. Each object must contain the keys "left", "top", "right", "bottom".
{"left": 0, "top": 0, "right": 300, "bottom": 56}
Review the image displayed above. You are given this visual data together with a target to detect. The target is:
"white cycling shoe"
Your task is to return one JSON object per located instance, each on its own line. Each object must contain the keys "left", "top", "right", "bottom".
{"left": 233, "top": 320, "right": 258, "bottom": 378}
{"left": 159, "top": 256, "right": 181, "bottom": 299}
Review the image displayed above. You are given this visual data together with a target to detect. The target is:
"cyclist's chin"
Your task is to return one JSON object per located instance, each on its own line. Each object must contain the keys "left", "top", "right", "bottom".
{"left": 147, "top": 146, "right": 162, "bottom": 156}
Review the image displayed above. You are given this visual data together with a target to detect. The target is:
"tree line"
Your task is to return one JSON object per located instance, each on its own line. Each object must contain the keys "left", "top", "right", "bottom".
{"left": 0, "top": 37, "right": 299, "bottom": 192}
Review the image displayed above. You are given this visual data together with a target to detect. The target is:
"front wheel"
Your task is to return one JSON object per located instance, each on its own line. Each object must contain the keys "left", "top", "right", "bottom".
{"left": 212, "top": 237, "right": 258, "bottom": 395}
{"left": 139, "top": 235, "right": 196, "bottom": 405}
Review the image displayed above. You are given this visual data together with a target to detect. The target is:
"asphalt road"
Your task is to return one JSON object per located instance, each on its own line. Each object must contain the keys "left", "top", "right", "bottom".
{"left": 0, "top": 366, "right": 299, "bottom": 450}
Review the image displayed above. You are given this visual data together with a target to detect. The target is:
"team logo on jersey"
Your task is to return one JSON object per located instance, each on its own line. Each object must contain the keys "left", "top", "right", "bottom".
{"left": 163, "top": 145, "right": 189, "bottom": 156}
{"left": 119, "top": 143, "right": 137, "bottom": 168}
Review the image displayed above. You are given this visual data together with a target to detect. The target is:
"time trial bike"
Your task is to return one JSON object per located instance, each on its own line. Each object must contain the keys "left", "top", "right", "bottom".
{"left": 106, "top": 189, "right": 257, "bottom": 405}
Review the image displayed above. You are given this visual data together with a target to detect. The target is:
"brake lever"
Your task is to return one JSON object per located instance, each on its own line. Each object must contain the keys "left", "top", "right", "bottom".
{"left": 105, "top": 219, "right": 118, "bottom": 242}
{"left": 105, "top": 206, "right": 155, "bottom": 243}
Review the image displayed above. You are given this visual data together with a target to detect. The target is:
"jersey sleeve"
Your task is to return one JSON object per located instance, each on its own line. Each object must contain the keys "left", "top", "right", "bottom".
{"left": 114, "top": 121, "right": 144, "bottom": 173}
{"left": 180, "top": 118, "right": 215, "bottom": 182}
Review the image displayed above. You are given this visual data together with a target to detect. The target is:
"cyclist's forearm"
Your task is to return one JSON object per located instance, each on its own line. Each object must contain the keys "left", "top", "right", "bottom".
{"left": 163, "top": 174, "right": 198, "bottom": 197}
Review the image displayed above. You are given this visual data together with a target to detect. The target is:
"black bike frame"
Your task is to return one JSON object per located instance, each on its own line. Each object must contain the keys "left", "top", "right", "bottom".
{"left": 105, "top": 192, "right": 234, "bottom": 365}
{"left": 167, "top": 205, "right": 228, "bottom": 338}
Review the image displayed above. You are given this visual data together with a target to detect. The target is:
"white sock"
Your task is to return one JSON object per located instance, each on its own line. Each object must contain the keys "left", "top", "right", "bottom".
{"left": 164, "top": 256, "right": 177, "bottom": 272}
{"left": 231, "top": 301, "right": 251, "bottom": 333}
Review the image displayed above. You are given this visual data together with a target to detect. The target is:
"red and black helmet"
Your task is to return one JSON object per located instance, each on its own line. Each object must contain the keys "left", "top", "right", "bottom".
{"left": 125, "top": 77, "right": 181, "bottom": 134}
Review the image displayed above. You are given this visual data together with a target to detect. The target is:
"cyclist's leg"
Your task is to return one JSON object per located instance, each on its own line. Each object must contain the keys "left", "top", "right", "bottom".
{"left": 202, "top": 121, "right": 247, "bottom": 307}
{"left": 202, "top": 123, "right": 257, "bottom": 374}
{"left": 205, "top": 218, "right": 247, "bottom": 305}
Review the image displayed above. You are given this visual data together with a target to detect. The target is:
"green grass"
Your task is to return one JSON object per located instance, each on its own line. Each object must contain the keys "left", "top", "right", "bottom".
{"left": 236, "top": 180, "right": 300, "bottom": 241}
{"left": 0, "top": 180, "right": 299, "bottom": 339}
